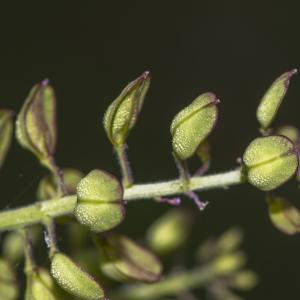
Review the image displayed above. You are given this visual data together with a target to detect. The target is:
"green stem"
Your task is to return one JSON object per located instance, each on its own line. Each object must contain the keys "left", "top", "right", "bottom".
{"left": 0, "top": 168, "right": 242, "bottom": 231}
{"left": 43, "top": 217, "right": 59, "bottom": 259}
{"left": 21, "top": 229, "right": 36, "bottom": 275}
{"left": 115, "top": 143, "right": 134, "bottom": 188}
{"left": 109, "top": 265, "right": 216, "bottom": 300}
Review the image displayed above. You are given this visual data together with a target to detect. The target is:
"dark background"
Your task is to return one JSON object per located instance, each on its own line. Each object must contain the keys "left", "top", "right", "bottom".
{"left": 0, "top": 1, "right": 300, "bottom": 299}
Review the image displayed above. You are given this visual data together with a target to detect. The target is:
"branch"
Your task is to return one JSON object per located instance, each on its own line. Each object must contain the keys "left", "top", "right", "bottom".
{"left": 0, "top": 169, "right": 242, "bottom": 231}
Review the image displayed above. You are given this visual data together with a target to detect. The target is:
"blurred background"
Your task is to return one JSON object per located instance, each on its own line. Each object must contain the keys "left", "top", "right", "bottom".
{"left": 0, "top": 1, "right": 300, "bottom": 299}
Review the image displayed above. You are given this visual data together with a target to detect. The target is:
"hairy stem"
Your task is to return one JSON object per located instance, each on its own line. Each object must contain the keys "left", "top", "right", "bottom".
{"left": 0, "top": 168, "right": 242, "bottom": 231}
{"left": 109, "top": 265, "right": 216, "bottom": 300}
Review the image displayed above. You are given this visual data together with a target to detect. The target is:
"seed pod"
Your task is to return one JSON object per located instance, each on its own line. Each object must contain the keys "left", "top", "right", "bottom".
{"left": 0, "top": 259, "right": 18, "bottom": 300}
{"left": 171, "top": 92, "right": 219, "bottom": 160}
{"left": 103, "top": 71, "right": 150, "bottom": 147}
{"left": 26, "top": 268, "right": 63, "bottom": 300}
{"left": 0, "top": 110, "right": 13, "bottom": 169}
{"left": 243, "top": 135, "right": 298, "bottom": 191}
{"left": 95, "top": 233, "right": 162, "bottom": 282}
{"left": 37, "top": 168, "right": 83, "bottom": 201}
{"left": 266, "top": 194, "right": 300, "bottom": 235}
{"left": 16, "top": 80, "right": 57, "bottom": 163}
{"left": 257, "top": 69, "right": 297, "bottom": 129}
{"left": 74, "top": 169, "right": 125, "bottom": 232}
{"left": 276, "top": 125, "right": 299, "bottom": 143}
{"left": 146, "top": 209, "right": 192, "bottom": 255}
{"left": 50, "top": 253, "right": 105, "bottom": 300}
{"left": 229, "top": 270, "right": 258, "bottom": 291}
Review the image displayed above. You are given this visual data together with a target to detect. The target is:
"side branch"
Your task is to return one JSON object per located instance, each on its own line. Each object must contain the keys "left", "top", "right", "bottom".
{"left": 0, "top": 169, "right": 242, "bottom": 231}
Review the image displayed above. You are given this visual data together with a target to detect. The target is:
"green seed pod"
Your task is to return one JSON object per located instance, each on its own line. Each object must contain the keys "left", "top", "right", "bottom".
{"left": 16, "top": 79, "right": 57, "bottom": 163}
{"left": 266, "top": 194, "right": 300, "bottom": 235}
{"left": 170, "top": 92, "right": 219, "bottom": 160}
{"left": 37, "top": 168, "right": 84, "bottom": 201}
{"left": 216, "top": 227, "right": 243, "bottom": 254}
{"left": 2, "top": 231, "right": 24, "bottom": 263}
{"left": 276, "top": 125, "right": 299, "bottom": 143}
{"left": 74, "top": 169, "right": 125, "bottom": 232}
{"left": 0, "top": 110, "right": 13, "bottom": 169}
{"left": 146, "top": 209, "right": 192, "bottom": 255}
{"left": 257, "top": 69, "right": 297, "bottom": 129}
{"left": 50, "top": 253, "right": 105, "bottom": 300}
{"left": 243, "top": 135, "right": 298, "bottom": 191}
{"left": 229, "top": 270, "right": 258, "bottom": 291}
{"left": 95, "top": 233, "right": 162, "bottom": 283}
{"left": 103, "top": 71, "right": 150, "bottom": 147}
{"left": 212, "top": 252, "right": 246, "bottom": 275}
{"left": 0, "top": 259, "right": 18, "bottom": 300}
{"left": 26, "top": 268, "right": 63, "bottom": 300}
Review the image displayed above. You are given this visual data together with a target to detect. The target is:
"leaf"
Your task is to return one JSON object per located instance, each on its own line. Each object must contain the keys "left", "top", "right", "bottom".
{"left": 257, "top": 69, "right": 297, "bottom": 129}
{"left": 103, "top": 71, "right": 150, "bottom": 147}
{"left": 37, "top": 168, "right": 84, "bottom": 201}
{"left": 74, "top": 169, "right": 125, "bottom": 232}
{"left": 171, "top": 92, "right": 219, "bottom": 160}
{"left": 0, "top": 110, "right": 13, "bottom": 169}
{"left": 95, "top": 233, "right": 162, "bottom": 283}
{"left": 267, "top": 195, "right": 300, "bottom": 235}
{"left": 50, "top": 253, "right": 105, "bottom": 300}
{"left": 146, "top": 208, "right": 192, "bottom": 255}
{"left": 243, "top": 135, "right": 298, "bottom": 191}
{"left": 16, "top": 80, "right": 57, "bottom": 162}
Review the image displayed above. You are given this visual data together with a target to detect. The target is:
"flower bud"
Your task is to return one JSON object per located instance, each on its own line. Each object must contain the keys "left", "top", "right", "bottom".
{"left": 257, "top": 69, "right": 297, "bottom": 129}
{"left": 171, "top": 92, "right": 219, "bottom": 160}
{"left": 16, "top": 80, "right": 57, "bottom": 163}
{"left": 243, "top": 135, "right": 298, "bottom": 191}
{"left": 103, "top": 71, "right": 150, "bottom": 147}
{"left": 267, "top": 194, "right": 300, "bottom": 235}
{"left": 216, "top": 227, "right": 243, "bottom": 254}
{"left": 276, "top": 125, "right": 299, "bottom": 143}
{"left": 74, "top": 169, "right": 125, "bottom": 232}
{"left": 0, "top": 110, "right": 13, "bottom": 169}
{"left": 37, "top": 168, "right": 83, "bottom": 201}
{"left": 95, "top": 233, "right": 162, "bottom": 283}
{"left": 146, "top": 209, "right": 192, "bottom": 255}
{"left": 50, "top": 253, "right": 105, "bottom": 300}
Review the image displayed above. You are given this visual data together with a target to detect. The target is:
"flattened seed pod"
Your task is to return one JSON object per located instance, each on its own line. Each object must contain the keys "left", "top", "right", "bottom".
{"left": 50, "top": 253, "right": 105, "bottom": 300}
{"left": 267, "top": 195, "right": 300, "bottom": 235}
{"left": 257, "top": 69, "right": 297, "bottom": 129}
{"left": 15, "top": 80, "right": 57, "bottom": 162}
{"left": 103, "top": 71, "right": 150, "bottom": 147}
{"left": 96, "top": 233, "right": 162, "bottom": 283}
{"left": 74, "top": 169, "right": 125, "bottom": 232}
{"left": 171, "top": 92, "right": 219, "bottom": 160}
{"left": 243, "top": 135, "right": 298, "bottom": 191}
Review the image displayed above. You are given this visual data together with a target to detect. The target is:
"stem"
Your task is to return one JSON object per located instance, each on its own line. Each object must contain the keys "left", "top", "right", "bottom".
{"left": 109, "top": 265, "right": 216, "bottom": 300}
{"left": 173, "top": 153, "right": 190, "bottom": 186}
{"left": 115, "top": 144, "right": 134, "bottom": 188}
{"left": 21, "top": 229, "right": 36, "bottom": 275}
{"left": 0, "top": 169, "right": 242, "bottom": 231}
{"left": 43, "top": 217, "right": 59, "bottom": 258}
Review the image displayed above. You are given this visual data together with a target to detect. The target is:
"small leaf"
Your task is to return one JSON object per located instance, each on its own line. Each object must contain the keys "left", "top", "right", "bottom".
{"left": 0, "top": 110, "right": 13, "bottom": 169}
{"left": 95, "top": 233, "right": 162, "bottom": 283}
{"left": 146, "top": 209, "right": 192, "bottom": 255}
{"left": 267, "top": 194, "right": 300, "bottom": 235}
{"left": 16, "top": 80, "right": 57, "bottom": 163}
{"left": 243, "top": 135, "right": 298, "bottom": 191}
{"left": 257, "top": 69, "right": 297, "bottom": 129}
{"left": 103, "top": 71, "right": 150, "bottom": 147}
{"left": 50, "top": 253, "right": 105, "bottom": 300}
{"left": 276, "top": 125, "right": 299, "bottom": 143}
{"left": 171, "top": 92, "right": 219, "bottom": 160}
{"left": 74, "top": 169, "right": 125, "bottom": 232}
{"left": 37, "top": 168, "right": 84, "bottom": 201}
